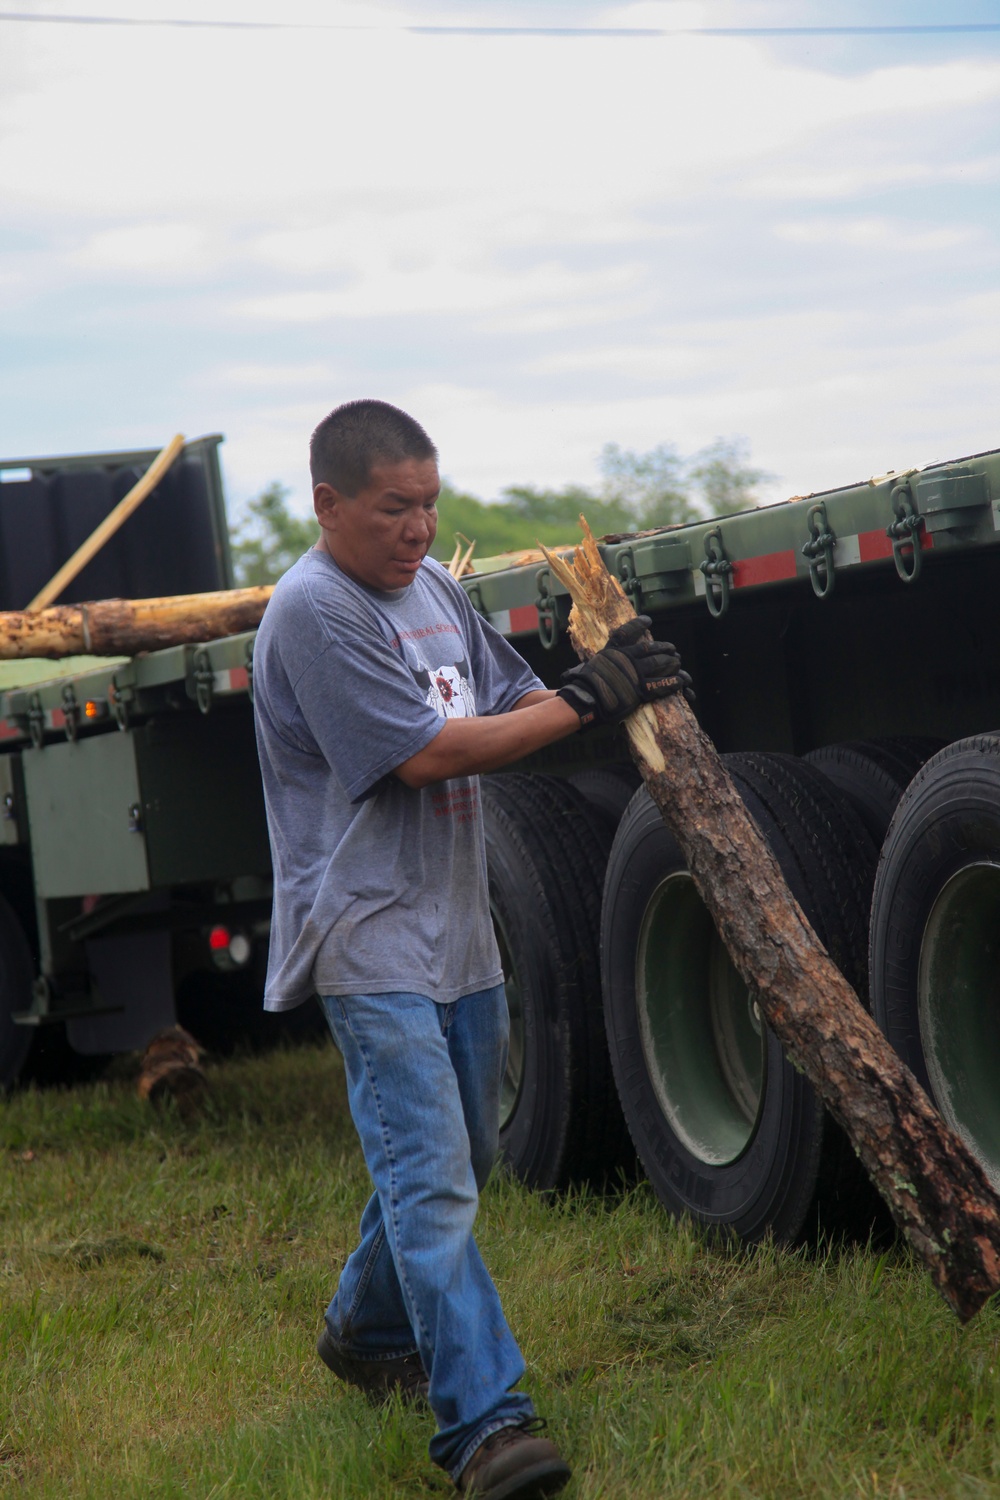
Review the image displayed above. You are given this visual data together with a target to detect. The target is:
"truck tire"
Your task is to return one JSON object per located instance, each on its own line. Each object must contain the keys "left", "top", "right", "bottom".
{"left": 483, "top": 772, "right": 628, "bottom": 1189}
{"left": 0, "top": 893, "right": 35, "bottom": 1088}
{"left": 568, "top": 765, "right": 642, "bottom": 836}
{"left": 870, "top": 735, "right": 1000, "bottom": 1190}
{"left": 805, "top": 737, "right": 944, "bottom": 847}
{"left": 602, "top": 752, "right": 882, "bottom": 1243}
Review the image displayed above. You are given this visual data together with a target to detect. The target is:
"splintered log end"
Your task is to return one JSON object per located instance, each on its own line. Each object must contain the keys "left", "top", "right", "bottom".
{"left": 538, "top": 540, "right": 577, "bottom": 593}
{"left": 539, "top": 518, "right": 635, "bottom": 656}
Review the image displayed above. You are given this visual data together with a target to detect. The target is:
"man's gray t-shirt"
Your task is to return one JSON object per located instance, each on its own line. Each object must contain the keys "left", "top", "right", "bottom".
{"left": 253, "top": 549, "right": 544, "bottom": 1011}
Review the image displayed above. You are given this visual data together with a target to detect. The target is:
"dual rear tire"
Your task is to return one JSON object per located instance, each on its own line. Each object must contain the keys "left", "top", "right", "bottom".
{"left": 806, "top": 733, "right": 1000, "bottom": 1192}
{"left": 601, "top": 752, "right": 881, "bottom": 1242}
{"left": 478, "top": 734, "right": 1000, "bottom": 1233}
{"left": 483, "top": 772, "right": 629, "bottom": 1190}
{"left": 869, "top": 736, "right": 1000, "bottom": 1191}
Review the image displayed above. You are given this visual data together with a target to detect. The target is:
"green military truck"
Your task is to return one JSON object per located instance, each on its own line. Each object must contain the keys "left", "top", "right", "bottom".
{"left": 1, "top": 437, "right": 998, "bottom": 1248}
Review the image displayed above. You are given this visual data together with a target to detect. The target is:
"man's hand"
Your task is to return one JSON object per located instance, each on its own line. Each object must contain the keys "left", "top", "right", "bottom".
{"left": 556, "top": 615, "right": 693, "bottom": 730}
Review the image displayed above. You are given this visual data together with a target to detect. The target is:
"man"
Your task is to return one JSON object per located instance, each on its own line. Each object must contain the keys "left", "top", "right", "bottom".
{"left": 252, "top": 400, "right": 686, "bottom": 1499}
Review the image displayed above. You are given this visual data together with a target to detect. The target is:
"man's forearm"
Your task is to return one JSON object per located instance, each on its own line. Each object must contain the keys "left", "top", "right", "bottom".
{"left": 395, "top": 696, "right": 580, "bottom": 788}
{"left": 509, "top": 688, "right": 557, "bottom": 710}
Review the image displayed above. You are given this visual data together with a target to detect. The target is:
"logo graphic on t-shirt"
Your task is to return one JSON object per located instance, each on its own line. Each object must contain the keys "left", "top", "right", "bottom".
{"left": 412, "top": 658, "right": 477, "bottom": 719}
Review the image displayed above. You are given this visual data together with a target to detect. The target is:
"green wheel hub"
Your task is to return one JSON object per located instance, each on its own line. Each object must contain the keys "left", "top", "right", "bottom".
{"left": 636, "top": 872, "right": 765, "bottom": 1166}
{"left": 918, "top": 862, "right": 1000, "bottom": 1189}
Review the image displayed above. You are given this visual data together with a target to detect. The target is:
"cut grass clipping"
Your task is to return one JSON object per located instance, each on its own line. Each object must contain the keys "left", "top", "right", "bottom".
{"left": 3, "top": 1040, "right": 1000, "bottom": 1498}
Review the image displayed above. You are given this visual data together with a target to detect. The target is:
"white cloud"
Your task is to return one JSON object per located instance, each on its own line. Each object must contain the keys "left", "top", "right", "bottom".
{"left": 0, "top": 2, "right": 997, "bottom": 510}
{"left": 406, "top": 286, "right": 1000, "bottom": 502}
{"left": 3, "top": 20, "right": 997, "bottom": 219}
{"left": 206, "top": 361, "right": 339, "bottom": 389}
{"left": 72, "top": 223, "right": 214, "bottom": 277}
{"left": 744, "top": 152, "right": 1000, "bottom": 200}
{"left": 237, "top": 259, "right": 645, "bottom": 322}
{"left": 212, "top": 280, "right": 1000, "bottom": 502}
{"left": 594, "top": 1, "right": 716, "bottom": 26}
{"left": 773, "top": 217, "right": 976, "bottom": 251}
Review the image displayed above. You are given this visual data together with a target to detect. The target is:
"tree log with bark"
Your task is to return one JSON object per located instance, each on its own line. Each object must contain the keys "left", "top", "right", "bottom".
{"left": 542, "top": 520, "right": 1000, "bottom": 1323}
{"left": 0, "top": 587, "right": 274, "bottom": 660}
{"left": 137, "top": 1026, "right": 208, "bottom": 1119}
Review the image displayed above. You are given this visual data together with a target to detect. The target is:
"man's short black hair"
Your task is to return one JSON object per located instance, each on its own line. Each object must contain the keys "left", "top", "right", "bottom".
{"left": 309, "top": 399, "right": 438, "bottom": 496}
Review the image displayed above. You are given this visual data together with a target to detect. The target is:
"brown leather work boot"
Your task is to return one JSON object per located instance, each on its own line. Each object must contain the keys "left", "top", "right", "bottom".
{"left": 457, "top": 1420, "right": 571, "bottom": 1499}
{"left": 316, "top": 1325, "right": 429, "bottom": 1404}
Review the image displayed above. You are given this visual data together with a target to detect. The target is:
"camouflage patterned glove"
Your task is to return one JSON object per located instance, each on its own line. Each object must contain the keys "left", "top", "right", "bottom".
{"left": 556, "top": 615, "right": 692, "bottom": 730}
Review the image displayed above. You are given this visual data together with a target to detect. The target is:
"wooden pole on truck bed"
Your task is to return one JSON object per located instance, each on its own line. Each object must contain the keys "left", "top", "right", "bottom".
{"left": 541, "top": 519, "right": 1000, "bottom": 1324}
{"left": 27, "top": 434, "right": 187, "bottom": 612}
{"left": 0, "top": 585, "right": 274, "bottom": 660}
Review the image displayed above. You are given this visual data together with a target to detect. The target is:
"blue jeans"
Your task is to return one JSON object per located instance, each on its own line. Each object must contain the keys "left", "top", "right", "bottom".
{"left": 319, "top": 986, "right": 535, "bottom": 1479}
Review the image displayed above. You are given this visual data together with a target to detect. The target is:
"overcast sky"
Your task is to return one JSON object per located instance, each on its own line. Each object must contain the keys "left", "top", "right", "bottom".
{"left": 1, "top": 0, "right": 998, "bottom": 520}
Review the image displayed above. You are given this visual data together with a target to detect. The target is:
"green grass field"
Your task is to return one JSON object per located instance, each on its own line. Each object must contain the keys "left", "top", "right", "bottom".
{"left": 3, "top": 1041, "right": 1000, "bottom": 1498}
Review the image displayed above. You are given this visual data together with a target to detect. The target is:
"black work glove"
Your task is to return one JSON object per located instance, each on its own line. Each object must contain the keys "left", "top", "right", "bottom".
{"left": 556, "top": 615, "right": 694, "bottom": 730}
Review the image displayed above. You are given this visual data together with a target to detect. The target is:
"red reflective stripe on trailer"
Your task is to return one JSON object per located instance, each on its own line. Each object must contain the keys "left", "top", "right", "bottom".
{"left": 0, "top": 721, "right": 22, "bottom": 739}
{"left": 508, "top": 604, "right": 539, "bottom": 633}
{"left": 211, "top": 667, "right": 249, "bottom": 694}
{"left": 858, "top": 528, "right": 933, "bottom": 563}
{"left": 732, "top": 550, "right": 798, "bottom": 588}
{"left": 50, "top": 708, "right": 65, "bottom": 729}
{"left": 858, "top": 529, "right": 894, "bottom": 562}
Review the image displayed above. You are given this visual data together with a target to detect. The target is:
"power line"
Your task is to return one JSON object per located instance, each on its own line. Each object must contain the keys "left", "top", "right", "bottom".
{"left": 0, "top": 12, "right": 998, "bottom": 36}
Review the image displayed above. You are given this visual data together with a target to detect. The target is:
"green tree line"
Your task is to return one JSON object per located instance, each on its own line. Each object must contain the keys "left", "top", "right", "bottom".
{"left": 229, "top": 437, "right": 768, "bottom": 587}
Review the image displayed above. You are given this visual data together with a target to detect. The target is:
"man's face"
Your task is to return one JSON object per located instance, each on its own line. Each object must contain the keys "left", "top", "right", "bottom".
{"left": 314, "top": 456, "right": 440, "bottom": 592}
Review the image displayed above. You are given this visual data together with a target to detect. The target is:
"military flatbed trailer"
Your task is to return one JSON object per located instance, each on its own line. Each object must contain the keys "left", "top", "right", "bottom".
{"left": 2, "top": 439, "right": 998, "bottom": 1246}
